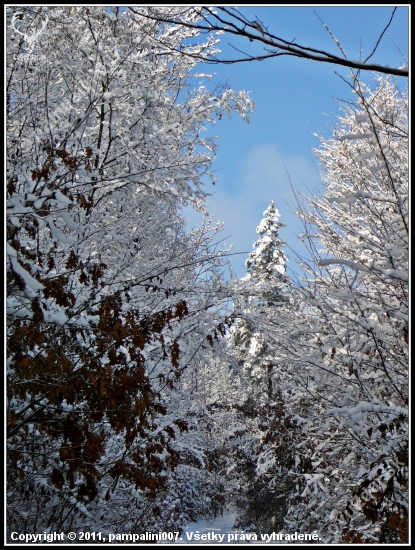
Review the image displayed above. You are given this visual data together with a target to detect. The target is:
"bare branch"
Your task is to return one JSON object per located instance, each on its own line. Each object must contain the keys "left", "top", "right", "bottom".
{"left": 132, "top": 7, "right": 408, "bottom": 77}
{"left": 364, "top": 7, "right": 397, "bottom": 63}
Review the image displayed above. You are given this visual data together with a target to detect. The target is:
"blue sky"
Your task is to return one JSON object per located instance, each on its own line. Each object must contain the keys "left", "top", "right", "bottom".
{"left": 182, "top": 5, "right": 409, "bottom": 278}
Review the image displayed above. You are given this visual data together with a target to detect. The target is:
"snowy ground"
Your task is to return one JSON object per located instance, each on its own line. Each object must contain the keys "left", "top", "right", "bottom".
{"left": 167, "top": 512, "right": 286, "bottom": 545}
{"left": 173, "top": 512, "right": 243, "bottom": 545}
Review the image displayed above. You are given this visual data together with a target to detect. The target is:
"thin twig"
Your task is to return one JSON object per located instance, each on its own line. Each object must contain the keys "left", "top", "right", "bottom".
{"left": 364, "top": 7, "right": 397, "bottom": 63}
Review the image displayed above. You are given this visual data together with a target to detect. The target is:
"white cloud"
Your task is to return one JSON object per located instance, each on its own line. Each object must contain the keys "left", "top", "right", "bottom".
{"left": 184, "top": 144, "right": 320, "bottom": 277}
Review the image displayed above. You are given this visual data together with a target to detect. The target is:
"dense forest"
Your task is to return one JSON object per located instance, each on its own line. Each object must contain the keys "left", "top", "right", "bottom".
{"left": 6, "top": 7, "right": 408, "bottom": 544}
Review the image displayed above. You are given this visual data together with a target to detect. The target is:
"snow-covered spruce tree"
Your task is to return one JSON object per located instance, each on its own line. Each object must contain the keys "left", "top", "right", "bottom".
{"left": 246, "top": 201, "right": 288, "bottom": 283}
{"left": 6, "top": 6, "right": 253, "bottom": 537}
{"left": 270, "top": 76, "right": 408, "bottom": 543}
{"left": 221, "top": 202, "right": 299, "bottom": 535}
{"left": 233, "top": 200, "right": 289, "bottom": 390}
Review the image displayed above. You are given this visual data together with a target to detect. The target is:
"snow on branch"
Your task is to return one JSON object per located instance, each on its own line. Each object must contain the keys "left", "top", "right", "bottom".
{"left": 318, "top": 259, "right": 370, "bottom": 272}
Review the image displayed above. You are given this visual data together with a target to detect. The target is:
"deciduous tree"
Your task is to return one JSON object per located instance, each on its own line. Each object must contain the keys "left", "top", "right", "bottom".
{"left": 268, "top": 74, "right": 408, "bottom": 543}
{"left": 6, "top": 6, "right": 252, "bottom": 536}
